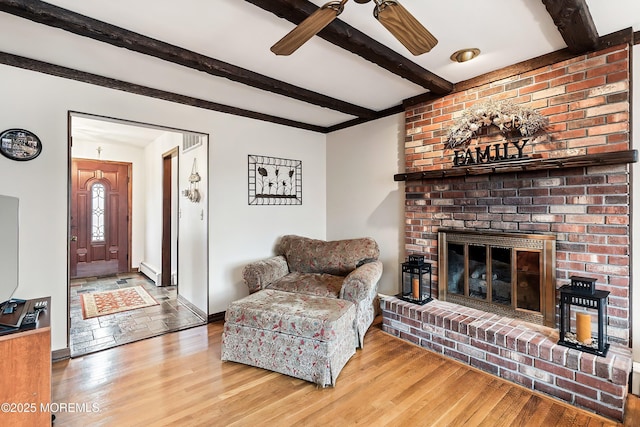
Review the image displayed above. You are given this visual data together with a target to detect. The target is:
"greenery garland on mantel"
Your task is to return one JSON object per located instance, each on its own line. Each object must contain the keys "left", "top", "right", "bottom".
{"left": 446, "top": 99, "right": 548, "bottom": 149}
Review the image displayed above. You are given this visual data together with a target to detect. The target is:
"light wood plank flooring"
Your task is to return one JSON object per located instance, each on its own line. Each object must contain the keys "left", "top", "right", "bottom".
{"left": 52, "top": 319, "right": 640, "bottom": 426}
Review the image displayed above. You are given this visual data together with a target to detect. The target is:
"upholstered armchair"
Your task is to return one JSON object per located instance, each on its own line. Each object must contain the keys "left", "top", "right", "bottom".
{"left": 242, "top": 235, "right": 383, "bottom": 348}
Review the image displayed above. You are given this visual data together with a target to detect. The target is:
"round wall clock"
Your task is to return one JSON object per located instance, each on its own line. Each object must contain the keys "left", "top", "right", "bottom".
{"left": 0, "top": 129, "right": 42, "bottom": 161}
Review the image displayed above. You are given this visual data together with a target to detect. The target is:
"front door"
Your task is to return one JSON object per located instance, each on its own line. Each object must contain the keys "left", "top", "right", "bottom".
{"left": 71, "top": 159, "right": 130, "bottom": 278}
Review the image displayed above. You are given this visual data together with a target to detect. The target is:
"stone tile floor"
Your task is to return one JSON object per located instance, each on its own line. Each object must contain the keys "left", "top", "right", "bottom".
{"left": 70, "top": 273, "right": 206, "bottom": 357}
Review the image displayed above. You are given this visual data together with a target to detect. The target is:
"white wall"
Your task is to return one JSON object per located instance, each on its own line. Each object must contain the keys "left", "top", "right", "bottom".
{"left": 178, "top": 142, "right": 208, "bottom": 314}
{"left": 0, "top": 64, "right": 326, "bottom": 351}
{"left": 632, "top": 43, "right": 640, "bottom": 394}
{"left": 71, "top": 137, "right": 146, "bottom": 270}
{"left": 143, "top": 132, "right": 182, "bottom": 275}
{"left": 209, "top": 116, "right": 327, "bottom": 313}
{"left": 326, "top": 114, "right": 405, "bottom": 296}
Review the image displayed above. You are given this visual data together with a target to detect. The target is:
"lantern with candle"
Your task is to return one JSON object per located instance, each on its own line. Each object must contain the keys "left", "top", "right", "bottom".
{"left": 558, "top": 276, "right": 609, "bottom": 356}
{"left": 400, "top": 255, "right": 432, "bottom": 305}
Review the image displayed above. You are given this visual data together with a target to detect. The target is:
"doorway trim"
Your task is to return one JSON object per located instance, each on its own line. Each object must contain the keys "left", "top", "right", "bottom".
{"left": 162, "top": 148, "right": 178, "bottom": 287}
{"left": 67, "top": 111, "right": 210, "bottom": 355}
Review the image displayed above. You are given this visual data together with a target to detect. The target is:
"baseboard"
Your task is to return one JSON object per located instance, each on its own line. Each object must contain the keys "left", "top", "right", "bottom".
{"left": 139, "top": 261, "right": 161, "bottom": 286}
{"left": 52, "top": 347, "right": 71, "bottom": 361}
{"left": 177, "top": 295, "right": 207, "bottom": 321}
{"left": 208, "top": 311, "right": 225, "bottom": 322}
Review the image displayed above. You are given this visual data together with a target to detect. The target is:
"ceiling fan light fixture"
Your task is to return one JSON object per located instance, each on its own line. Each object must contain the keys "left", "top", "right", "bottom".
{"left": 270, "top": 0, "right": 437, "bottom": 57}
{"left": 373, "top": 0, "right": 438, "bottom": 55}
{"left": 270, "top": 0, "right": 348, "bottom": 56}
{"left": 450, "top": 48, "right": 481, "bottom": 63}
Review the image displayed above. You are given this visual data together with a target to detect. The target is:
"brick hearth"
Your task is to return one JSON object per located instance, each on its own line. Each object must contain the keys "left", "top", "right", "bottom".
{"left": 381, "top": 296, "right": 632, "bottom": 421}
{"left": 392, "top": 42, "right": 634, "bottom": 421}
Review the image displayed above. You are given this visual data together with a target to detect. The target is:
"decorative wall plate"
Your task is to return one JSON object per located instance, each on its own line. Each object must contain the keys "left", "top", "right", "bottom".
{"left": 0, "top": 129, "right": 42, "bottom": 161}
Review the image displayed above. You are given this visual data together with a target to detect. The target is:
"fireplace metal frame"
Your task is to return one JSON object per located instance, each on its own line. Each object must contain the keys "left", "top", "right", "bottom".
{"left": 438, "top": 229, "right": 556, "bottom": 327}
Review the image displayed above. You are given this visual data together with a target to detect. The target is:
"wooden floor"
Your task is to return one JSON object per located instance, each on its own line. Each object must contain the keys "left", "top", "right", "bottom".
{"left": 52, "top": 319, "right": 640, "bottom": 426}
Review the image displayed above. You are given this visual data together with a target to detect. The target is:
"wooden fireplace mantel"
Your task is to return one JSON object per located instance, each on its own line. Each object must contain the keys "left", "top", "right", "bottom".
{"left": 394, "top": 149, "right": 638, "bottom": 182}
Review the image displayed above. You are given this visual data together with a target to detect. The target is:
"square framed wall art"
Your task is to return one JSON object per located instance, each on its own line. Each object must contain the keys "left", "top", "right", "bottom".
{"left": 248, "top": 155, "right": 302, "bottom": 205}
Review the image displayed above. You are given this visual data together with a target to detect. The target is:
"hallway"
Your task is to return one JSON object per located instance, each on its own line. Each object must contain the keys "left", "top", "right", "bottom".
{"left": 69, "top": 273, "right": 205, "bottom": 357}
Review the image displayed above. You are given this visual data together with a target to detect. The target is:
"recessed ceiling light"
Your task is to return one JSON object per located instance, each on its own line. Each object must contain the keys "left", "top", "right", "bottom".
{"left": 450, "top": 48, "right": 481, "bottom": 63}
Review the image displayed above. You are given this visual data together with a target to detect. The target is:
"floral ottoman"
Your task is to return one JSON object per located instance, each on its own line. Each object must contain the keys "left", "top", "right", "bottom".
{"left": 221, "top": 289, "right": 356, "bottom": 387}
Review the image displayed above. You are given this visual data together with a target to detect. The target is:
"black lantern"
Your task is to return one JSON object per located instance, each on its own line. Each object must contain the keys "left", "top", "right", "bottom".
{"left": 400, "top": 255, "right": 432, "bottom": 305}
{"left": 557, "top": 276, "right": 609, "bottom": 357}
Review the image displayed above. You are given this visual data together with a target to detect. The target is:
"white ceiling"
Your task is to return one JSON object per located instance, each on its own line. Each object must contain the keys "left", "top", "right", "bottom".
{"left": 71, "top": 115, "right": 172, "bottom": 147}
{"left": 1, "top": 0, "right": 639, "bottom": 132}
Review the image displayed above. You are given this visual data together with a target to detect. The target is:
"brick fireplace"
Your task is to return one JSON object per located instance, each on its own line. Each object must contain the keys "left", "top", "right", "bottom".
{"left": 382, "top": 43, "right": 634, "bottom": 420}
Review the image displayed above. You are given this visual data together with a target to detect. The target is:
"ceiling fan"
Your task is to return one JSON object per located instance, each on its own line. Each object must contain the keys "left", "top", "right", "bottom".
{"left": 271, "top": 0, "right": 438, "bottom": 56}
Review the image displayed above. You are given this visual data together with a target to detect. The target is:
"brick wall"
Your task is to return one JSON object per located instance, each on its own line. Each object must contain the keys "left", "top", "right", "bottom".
{"left": 405, "top": 44, "right": 630, "bottom": 171}
{"left": 402, "top": 44, "right": 631, "bottom": 346}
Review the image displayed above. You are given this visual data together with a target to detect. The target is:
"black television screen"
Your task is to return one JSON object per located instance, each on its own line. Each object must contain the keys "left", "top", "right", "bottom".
{"left": 0, "top": 195, "right": 19, "bottom": 307}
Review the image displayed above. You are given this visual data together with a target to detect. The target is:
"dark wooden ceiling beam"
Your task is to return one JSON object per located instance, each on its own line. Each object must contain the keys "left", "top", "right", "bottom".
{"left": 541, "top": 0, "right": 599, "bottom": 53}
{"left": 244, "top": 0, "right": 453, "bottom": 95}
{"left": 0, "top": 0, "right": 377, "bottom": 119}
{"left": 0, "top": 51, "right": 327, "bottom": 133}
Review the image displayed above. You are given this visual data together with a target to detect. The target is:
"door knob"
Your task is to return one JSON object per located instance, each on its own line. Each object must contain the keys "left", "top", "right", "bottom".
{"left": 71, "top": 235, "right": 78, "bottom": 242}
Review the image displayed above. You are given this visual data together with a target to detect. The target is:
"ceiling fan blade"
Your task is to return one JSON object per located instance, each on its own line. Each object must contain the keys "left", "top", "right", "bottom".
{"left": 374, "top": 1, "right": 438, "bottom": 56}
{"left": 271, "top": 1, "right": 346, "bottom": 56}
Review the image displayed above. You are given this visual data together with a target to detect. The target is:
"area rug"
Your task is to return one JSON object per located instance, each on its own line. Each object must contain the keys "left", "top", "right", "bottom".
{"left": 81, "top": 286, "right": 159, "bottom": 319}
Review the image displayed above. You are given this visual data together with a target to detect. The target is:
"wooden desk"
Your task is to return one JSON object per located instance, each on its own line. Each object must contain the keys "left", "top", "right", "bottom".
{"left": 0, "top": 297, "right": 51, "bottom": 424}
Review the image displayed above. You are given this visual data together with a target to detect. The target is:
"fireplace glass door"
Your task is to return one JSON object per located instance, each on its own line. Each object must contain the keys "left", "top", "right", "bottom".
{"left": 516, "top": 251, "right": 541, "bottom": 312}
{"left": 491, "top": 246, "right": 512, "bottom": 307}
{"left": 439, "top": 230, "right": 555, "bottom": 326}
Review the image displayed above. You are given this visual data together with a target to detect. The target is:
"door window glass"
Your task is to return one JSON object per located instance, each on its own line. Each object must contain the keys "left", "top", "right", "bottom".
{"left": 91, "top": 183, "right": 105, "bottom": 242}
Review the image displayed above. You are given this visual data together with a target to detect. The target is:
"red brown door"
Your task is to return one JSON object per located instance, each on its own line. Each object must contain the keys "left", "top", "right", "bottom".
{"left": 71, "top": 159, "right": 131, "bottom": 279}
